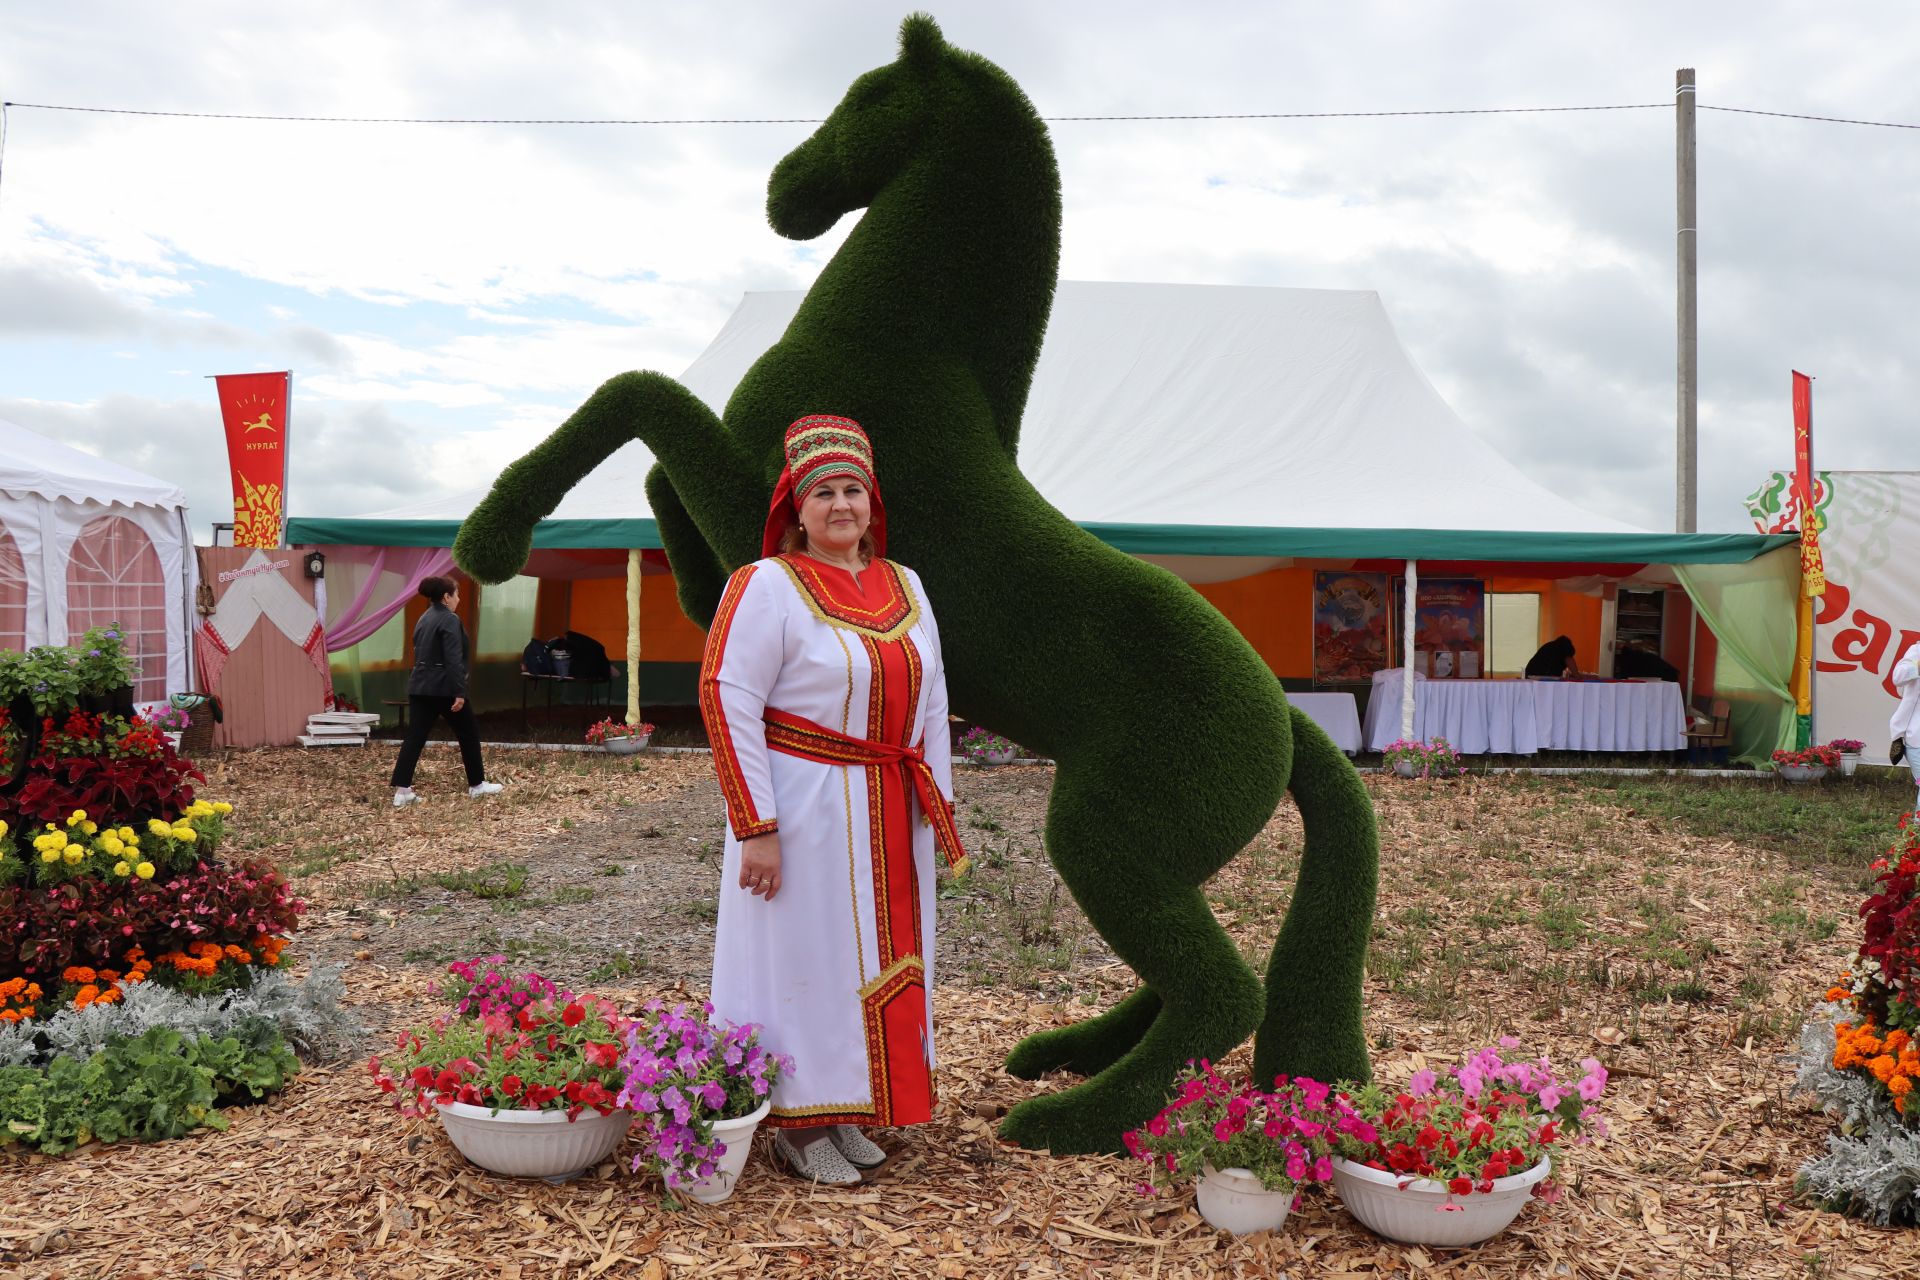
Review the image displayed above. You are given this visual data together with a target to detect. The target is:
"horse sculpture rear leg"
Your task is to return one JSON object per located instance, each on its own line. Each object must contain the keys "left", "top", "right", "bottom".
{"left": 996, "top": 748, "right": 1275, "bottom": 1155}
{"left": 1253, "top": 705, "right": 1378, "bottom": 1086}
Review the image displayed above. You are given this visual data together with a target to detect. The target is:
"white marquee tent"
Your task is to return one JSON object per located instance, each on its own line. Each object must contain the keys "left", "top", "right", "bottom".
{"left": 291, "top": 283, "right": 1779, "bottom": 575}
{"left": 0, "top": 418, "right": 194, "bottom": 701}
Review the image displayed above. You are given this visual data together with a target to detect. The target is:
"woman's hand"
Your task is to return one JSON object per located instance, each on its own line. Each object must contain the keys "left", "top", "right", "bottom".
{"left": 451, "top": 696, "right": 466, "bottom": 712}
{"left": 740, "top": 832, "right": 782, "bottom": 901}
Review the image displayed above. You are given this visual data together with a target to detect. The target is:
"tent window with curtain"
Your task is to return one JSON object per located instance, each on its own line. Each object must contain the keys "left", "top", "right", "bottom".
{"left": 66, "top": 515, "right": 169, "bottom": 700}
{"left": 0, "top": 527, "right": 26, "bottom": 651}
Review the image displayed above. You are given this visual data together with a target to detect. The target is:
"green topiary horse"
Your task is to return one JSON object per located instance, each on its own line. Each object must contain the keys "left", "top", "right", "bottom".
{"left": 454, "top": 13, "right": 1377, "bottom": 1155}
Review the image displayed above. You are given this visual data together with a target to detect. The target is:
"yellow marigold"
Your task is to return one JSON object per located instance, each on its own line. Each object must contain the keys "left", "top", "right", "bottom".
{"left": 39, "top": 849, "right": 58, "bottom": 864}
{"left": 102, "top": 835, "right": 123, "bottom": 855}
{"left": 117, "top": 826, "right": 135, "bottom": 843}
{"left": 135, "top": 862, "right": 155, "bottom": 880}
{"left": 81, "top": 821, "right": 97, "bottom": 836}
{"left": 171, "top": 827, "right": 196, "bottom": 843}
{"left": 66, "top": 810, "right": 85, "bottom": 827}
{"left": 61, "top": 848, "right": 82, "bottom": 865}
{"left": 213, "top": 802, "right": 232, "bottom": 815}
{"left": 147, "top": 819, "right": 170, "bottom": 837}
{"left": 113, "top": 861, "right": 131, "bottom": 877}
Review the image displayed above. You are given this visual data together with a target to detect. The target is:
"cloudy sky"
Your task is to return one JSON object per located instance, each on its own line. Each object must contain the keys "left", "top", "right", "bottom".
{"left": 3, "top": 0, "right": 1916, "bottom": 540}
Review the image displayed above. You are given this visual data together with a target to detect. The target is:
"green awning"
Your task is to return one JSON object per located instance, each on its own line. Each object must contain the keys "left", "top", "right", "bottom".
{"left": 286, "top": 514, "right": 1792, "bottom": 565}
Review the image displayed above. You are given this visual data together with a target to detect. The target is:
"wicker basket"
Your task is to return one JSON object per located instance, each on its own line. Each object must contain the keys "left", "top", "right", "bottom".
{"left": 172, "top": 693, "right": 221, "bottom": 758}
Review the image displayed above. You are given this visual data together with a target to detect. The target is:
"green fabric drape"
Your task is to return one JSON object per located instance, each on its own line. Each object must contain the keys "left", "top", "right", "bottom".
{"left": 1675, "top": 546, "right": 1800, "bottom": 767}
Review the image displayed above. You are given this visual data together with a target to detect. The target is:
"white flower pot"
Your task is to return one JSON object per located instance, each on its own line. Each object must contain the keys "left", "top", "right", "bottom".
{"left": 971, "top": 747, "right": 1017, "bottom": 765}
{"left": 1391, "top": 760, "right": 1417, "bottom": 778}
{"left": 1330, "top": 1154, "right": 1550, "bottom": 1247}
{"left": 1777, "top": 763, "right": 1828, "bottom": 783}
{"left": 1194, "top": 1164, "right": 1293, "bottom": 1236}
{"left": 432, "top": 1098, "right": 633, "bottom": 1180}
{"left": 1840, "top": 752, "right": 1860, "bottom": 778}
{"left": 163, "top": 731, "right": 183, "bottom": 750}
{"left": 603, "top": 735, "right": 650, "bottom": 755}
{"left": 680, "top": 1099, "right": 772, "bottom": 1204}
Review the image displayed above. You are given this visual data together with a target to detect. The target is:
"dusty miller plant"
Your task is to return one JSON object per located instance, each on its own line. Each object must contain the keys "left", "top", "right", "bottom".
{"left": 1790, "top": 1004, "right": 1920, "bottom": 1225}
{"left": 0, "top": 964, "right": 360, "bottom": 1069}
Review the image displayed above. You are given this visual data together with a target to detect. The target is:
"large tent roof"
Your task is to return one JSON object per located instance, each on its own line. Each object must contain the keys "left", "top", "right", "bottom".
{"left": 289, "top": 283, "right": 1787, "bottom": 565}
{"left": 0, "top": 417, "right": 188, "bottom": 510}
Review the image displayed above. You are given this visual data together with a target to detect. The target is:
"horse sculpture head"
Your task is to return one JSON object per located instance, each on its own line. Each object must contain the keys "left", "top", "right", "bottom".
{"left": 766, "top": 13, "right": 956, "bottom": 239}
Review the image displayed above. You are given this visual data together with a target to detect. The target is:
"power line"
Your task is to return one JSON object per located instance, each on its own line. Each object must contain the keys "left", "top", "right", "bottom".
{"left": 7, "top": 98, "right": 1920, "bottom": 131}
{"left": 1701, "top": 103, "right": 1920, "bottom": 131}
{"left": 0, "top": 100, "right": 1671, "bottom": 125}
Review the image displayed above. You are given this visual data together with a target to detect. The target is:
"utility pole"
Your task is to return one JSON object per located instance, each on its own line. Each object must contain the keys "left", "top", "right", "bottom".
{"left": 1676, "top": 67, "right": 1698, "bottom": 533}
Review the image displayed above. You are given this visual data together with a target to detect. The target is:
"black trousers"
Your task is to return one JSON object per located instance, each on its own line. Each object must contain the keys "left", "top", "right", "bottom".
{"left": 389, "top": 695, "right": 485, "bottom": 788}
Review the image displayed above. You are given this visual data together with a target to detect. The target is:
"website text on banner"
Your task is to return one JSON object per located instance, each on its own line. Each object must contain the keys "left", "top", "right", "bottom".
{"left": 1748, "top": 468, "right": 1920, "bottom": 765}
{"left": 212, "top": 371, "right": 291, "bottom": 549}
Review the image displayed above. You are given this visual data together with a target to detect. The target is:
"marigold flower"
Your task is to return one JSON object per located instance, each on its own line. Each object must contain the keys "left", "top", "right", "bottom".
{"left": 135, "top": 862, "right": 155, "bottom": 880}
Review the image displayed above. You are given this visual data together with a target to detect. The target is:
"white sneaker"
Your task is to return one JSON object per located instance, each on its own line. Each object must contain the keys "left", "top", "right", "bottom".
{"left": 392, "top": 790, "right": 422, "bottom": 808}
{"left": 772, "top": 1129, "right": 861, "bottom": 1185}
{"left": 827, "top": 1125, "right": 886, "bottom": 1169}
{"left": 468, "top": 781, "right": 503, "bottom": 798}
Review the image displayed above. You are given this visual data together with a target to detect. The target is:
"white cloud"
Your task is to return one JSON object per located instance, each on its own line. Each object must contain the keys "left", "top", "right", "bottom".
{"left": 0, "top": 0, "right": 1917, "bottom": 543}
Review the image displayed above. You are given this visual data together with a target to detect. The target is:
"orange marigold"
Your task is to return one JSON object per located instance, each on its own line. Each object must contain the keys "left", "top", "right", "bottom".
{"left": 1871, "top": 1055, "right": 1900, "bottom": 1084}
{"left": 1891, "top": 1076, "right": 1914, "bottom": 1097}
{"left": 62, "top": 966, "right": 97, "bottom": 985}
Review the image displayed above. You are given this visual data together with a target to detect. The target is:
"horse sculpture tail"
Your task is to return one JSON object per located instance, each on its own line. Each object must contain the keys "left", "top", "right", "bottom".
{"left": 1253, "top": 703, "right": 1379, "bottom": 1086}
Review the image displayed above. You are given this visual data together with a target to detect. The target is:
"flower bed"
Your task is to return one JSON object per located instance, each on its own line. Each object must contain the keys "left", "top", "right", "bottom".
{"left": 1794, "top": 814, "right": 1920, "bottom": 1224}
{"left": 0, "top": 627, "right": 341, "bottom": 1153}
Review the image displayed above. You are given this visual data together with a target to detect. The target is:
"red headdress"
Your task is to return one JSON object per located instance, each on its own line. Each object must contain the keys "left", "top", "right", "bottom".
{"left": 760, "top": 415, "right": 888, "bottom": 558}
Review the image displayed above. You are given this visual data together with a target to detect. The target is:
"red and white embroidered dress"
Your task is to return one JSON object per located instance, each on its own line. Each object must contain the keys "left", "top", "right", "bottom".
{"left": 702, "top": 553, "right": 960, "bottom": 1129}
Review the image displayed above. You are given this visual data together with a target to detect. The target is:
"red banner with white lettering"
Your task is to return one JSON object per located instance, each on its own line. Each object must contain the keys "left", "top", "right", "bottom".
{"left": 213, "top": 372, "right": 291, "bottom": 548}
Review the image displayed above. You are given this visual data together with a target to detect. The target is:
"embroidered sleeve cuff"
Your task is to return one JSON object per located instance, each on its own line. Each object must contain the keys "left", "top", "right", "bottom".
{"left": 733, "top": 817, "right": 779, "bottom": 840}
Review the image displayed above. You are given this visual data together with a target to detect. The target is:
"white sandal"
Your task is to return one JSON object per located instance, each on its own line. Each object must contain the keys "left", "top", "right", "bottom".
{"left": 773, "top": 1129, "right": 862, "bottom": 1185}
{"left": 827, "top": 1125, "right": 886, "bottom": 1169}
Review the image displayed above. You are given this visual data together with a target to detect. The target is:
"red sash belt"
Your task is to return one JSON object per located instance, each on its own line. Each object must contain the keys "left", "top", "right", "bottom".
{"left": 763, "top": 708, "right": 970, "bottom": 876}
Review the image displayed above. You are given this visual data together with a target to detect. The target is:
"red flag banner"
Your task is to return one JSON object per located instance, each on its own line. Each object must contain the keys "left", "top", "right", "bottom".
{"left": 1791, "top": 370, "right": 1825, "bottom": 597}
{"left": 213, "top": 372, "right": 290, "bottom": 548}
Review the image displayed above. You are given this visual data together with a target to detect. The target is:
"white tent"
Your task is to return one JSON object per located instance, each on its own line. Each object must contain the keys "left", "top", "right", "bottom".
{"left": 293, "top": 283, "right": 1775, "bottom": 574}
{"left": 0, "top": 418, "right": 194, "bottom": 701}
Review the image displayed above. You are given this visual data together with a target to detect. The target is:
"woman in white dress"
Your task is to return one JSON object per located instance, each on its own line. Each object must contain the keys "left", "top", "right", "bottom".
{"left": 700, "top": 415, "right": 967, "bottom": 1185}
{"left": 1891, "top": 640, "right": 1920, "bottom": 809}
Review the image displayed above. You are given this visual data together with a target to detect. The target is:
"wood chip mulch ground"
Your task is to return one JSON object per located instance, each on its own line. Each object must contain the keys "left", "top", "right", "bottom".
{"left": 4, "top": 746, "right": 1915, "bottom": 1279}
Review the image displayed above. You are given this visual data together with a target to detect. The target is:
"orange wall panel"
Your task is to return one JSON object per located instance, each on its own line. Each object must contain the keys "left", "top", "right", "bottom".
{"left": 1191, "top": 566, "right": 1313, "bottom": 679}
{"left": 565, "top": 573, "right": 708, "bottom": 665}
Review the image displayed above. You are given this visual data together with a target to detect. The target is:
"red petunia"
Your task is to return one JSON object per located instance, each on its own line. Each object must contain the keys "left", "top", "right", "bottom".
{"left": 562, "top": 1003, "right": 586, "bottom": 1028}
{"left": 1448, "top": 1177, "right": 1472, "bottom": 1196}
{"left": 501, "top": 1074, "right": 524, "bottom": 1096}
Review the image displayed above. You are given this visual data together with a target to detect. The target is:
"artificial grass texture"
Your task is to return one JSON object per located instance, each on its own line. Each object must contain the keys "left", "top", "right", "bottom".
{"left": 453, "top": 13, "right": 1380, "bottom": 1154}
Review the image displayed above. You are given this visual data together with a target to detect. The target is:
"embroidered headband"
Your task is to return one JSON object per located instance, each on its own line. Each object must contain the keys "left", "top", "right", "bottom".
{"left": 761, "top": 414, "right": 889, "bottom": 558}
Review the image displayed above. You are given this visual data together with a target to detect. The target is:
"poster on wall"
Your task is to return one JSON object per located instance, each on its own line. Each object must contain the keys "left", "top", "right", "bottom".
{"left": 1748, "top": 469, "right": 1919, "bottom": 763}
{"left": 1312, "top": 572, "right": 1389, "bottom": 681}
{"left": 1392, "top": 578, "right": 1486, "bottom": 679}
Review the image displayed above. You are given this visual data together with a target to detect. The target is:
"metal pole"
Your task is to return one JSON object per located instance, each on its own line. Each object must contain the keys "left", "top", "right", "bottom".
{"left": 1676, "top": 68, "right": 1698, "bottom": 533}
{"left": 1400, "top": 559, "right": 1418, "bottom": 741}
{"left": 626, "top": 549, "right": 642, "bottom": 726}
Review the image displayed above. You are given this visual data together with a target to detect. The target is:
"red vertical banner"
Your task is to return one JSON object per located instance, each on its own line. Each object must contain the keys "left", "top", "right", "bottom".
{"left": 213, "top": 372, "right": 291, "bottom": 548}
{"left": 1791, "top": 370, "right": 1825, "bottom": 596}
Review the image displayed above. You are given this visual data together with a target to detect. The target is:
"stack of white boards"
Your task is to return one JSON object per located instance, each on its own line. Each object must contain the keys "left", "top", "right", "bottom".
{"left": 298, "top": 712, "right": 381, "bottom": 747}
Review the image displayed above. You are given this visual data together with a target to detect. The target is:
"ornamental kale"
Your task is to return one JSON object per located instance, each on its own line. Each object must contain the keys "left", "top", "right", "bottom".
{"left": 617, "top": 999, "right": 792, "bottom": 1192}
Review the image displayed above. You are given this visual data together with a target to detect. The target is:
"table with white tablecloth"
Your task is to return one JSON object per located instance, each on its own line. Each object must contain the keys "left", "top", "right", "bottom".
{"left": 1288, "top": 691, "right": 1363, "bottom": 755}
{"left": 1361, "top": 669, "right": 1686, "bottom": 755}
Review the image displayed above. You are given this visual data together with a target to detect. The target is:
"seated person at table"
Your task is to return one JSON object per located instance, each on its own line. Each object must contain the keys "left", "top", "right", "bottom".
{"left": 1614, "top": 641, "right": 1680, "bottom": 682}
{"left": 1525, "top": 635, "right": 1580, "bottom": 678}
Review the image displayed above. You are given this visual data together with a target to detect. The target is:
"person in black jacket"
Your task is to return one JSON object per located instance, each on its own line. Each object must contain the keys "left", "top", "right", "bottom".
{"left": 390, "top": 576, "right": 502, "bottom": 807}
{"left": 1524, "top": 635, "right": 1581, "bottom": 678}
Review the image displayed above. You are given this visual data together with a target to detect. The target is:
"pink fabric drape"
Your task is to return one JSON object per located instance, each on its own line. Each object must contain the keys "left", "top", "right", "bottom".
{"left": 317, "top": 545, "right": 455, "bottom": 651}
